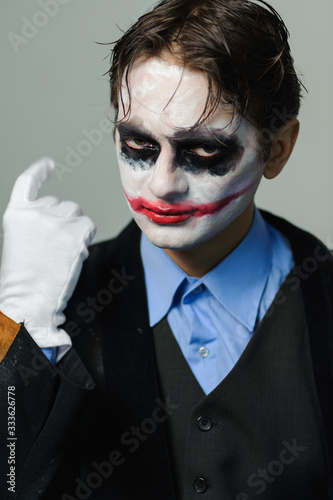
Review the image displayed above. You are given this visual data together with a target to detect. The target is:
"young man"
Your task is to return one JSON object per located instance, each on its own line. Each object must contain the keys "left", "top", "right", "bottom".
{"left": 0, "top": 0, "right": 332, "bottom": 499}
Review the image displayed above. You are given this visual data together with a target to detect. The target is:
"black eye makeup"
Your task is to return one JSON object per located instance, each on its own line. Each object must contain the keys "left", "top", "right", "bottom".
{"left": 117, "top": 124, "right": 160, "bottom": 165}
{"left": 116, "top": 124, "right": 244, "bottom": 177}
{"left": 174, "top": 136, "right": 243, "bottom": 177}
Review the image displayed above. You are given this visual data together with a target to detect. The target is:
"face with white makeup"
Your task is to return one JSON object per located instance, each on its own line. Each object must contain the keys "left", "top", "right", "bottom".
{"left": 115, "top": 56, "right": 267, "bottom": 264}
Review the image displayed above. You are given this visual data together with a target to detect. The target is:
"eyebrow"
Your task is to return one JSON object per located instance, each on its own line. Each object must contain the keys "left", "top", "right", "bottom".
{"left": 116, "top": 122, "right": 238, "bottom": 147}
{"left": 116, "top": 123, "right": 158, "bottom": 143}
{"left": 172, "top": 125, "right": 240, "bottom": 146}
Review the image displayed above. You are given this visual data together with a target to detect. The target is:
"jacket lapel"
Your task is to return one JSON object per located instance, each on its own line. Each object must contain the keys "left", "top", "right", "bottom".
{"left": 102, "top": 221, "right": 176, "bottom": 498}
{"left": 261, "top": 210, "right": 333, "bottom": 494}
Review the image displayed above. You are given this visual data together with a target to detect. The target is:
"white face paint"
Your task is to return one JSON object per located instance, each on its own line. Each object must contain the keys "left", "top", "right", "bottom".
{"left": 116, "top": 56, "right": 266, "bottom": 251}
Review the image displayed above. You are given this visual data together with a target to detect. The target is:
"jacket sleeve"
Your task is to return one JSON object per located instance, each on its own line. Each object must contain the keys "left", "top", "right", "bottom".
{"left": 0, "top": 312, "right": 95, "bottom": 500}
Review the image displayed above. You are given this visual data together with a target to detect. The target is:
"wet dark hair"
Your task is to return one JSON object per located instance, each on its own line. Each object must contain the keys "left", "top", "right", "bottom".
{"left": 109, "top": 0, "right": 303, "bottom": 158}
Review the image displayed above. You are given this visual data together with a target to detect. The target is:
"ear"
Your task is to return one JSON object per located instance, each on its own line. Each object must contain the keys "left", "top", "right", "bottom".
{"left": 263, "top": 118, "right": 300, "bottom": 180}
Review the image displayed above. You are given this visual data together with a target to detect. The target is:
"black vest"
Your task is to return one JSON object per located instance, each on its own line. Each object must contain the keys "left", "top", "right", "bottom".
{"left": 153, "top": 278, "right": 328, "bottom": 499}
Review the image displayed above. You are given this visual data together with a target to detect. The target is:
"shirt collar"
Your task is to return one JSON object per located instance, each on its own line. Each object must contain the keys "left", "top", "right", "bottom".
{"left": 141, "top": 207, "right": 272, "bottom": 330}
{"left": 141, "top": 233, "right": 186, "bottom": 326}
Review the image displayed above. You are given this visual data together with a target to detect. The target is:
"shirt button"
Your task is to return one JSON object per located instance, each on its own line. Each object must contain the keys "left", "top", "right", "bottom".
{"left": 197, "top": 416, "right": 213, "bottom": 431}
{"left": 193, "top": 285, "right": 204, "bottom": 294}
{"left": 193, "top": 477, "right": 208, "bottom": 493}
{"left": 198, "top": 346, "right": 210, "bottom": 358}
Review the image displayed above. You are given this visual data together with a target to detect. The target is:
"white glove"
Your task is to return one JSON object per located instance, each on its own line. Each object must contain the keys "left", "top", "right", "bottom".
{"left": 0, "top": 158, "right": 96, "bottom": 352}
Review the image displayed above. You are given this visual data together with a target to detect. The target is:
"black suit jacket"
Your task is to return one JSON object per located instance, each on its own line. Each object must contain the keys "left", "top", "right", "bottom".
{"left": 1, "top": 211, "right": 333, "bottom": 499}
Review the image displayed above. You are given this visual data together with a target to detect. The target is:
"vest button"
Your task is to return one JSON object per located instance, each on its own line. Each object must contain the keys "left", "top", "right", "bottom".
{"left": 197, "top": 416, "right": 213, "bottom": 431}
{"left": 193, "top": 477, "right": 208, "bottom": 493}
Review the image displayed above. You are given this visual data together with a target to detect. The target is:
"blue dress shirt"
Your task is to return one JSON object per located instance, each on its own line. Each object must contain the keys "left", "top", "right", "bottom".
{"left": 141, "top": 207, "right": 295, "bottom": 395}
{"left": 42, "top": 347, "right": 58, "bottom": 364}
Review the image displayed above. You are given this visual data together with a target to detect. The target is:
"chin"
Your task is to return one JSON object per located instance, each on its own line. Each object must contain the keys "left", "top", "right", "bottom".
{"left": 133, "top": 212, "right": 234, "bottom": 252}
{"left": 146, "top": 233, "right": 204, "bottom": 252}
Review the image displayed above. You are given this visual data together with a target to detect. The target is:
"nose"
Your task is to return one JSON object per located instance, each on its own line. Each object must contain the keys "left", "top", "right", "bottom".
{"left": 148, "top": 147, "right": 188, "bottom": 201}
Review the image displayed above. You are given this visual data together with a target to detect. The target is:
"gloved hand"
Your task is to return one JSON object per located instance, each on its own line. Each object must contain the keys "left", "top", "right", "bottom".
{"left": 0, "top": 158, "right": 96, "bottom": 351}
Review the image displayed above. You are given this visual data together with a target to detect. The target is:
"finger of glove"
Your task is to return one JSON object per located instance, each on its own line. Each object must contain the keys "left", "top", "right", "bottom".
{"left": 64, "top": 216, "right": 96, "bottom": 248}
{"left": 30, "top": 195, "right": 60, "bottom": 208}
{"left": 2, "top": 195, "right": 60, "bottom": 233}
{"left": 57, "top": 220, "right": 96, "bottom": 318}
{"left": 64, "top": 217, "right": 96, "bottom": 269}
{"left": 49, "top": 201, "right": 83, "bottom": 218}
{"left": 10, "top": 157, "right": 55, "bottom": 205}
{"left": 80, "top": 217, "right": 97, "bottom": 247}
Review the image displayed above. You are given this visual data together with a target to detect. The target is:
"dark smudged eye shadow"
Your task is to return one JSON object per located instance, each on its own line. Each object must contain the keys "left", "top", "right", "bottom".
{"left": 117, "top": 123, "right": 245, "bottom": 177}
{"left": 119, "top": 151, "right": 153, "bottom": 171}
{"left": 170, "top": 130, "right": 244, "bottom": 177}
{"left": 120, "top": 141, "right": 159, "bottom": 166}
{"left": 207, "top": 162, "right": 238, "bottom": 177}
{"left": 177, "top": 144, "right": 244, "bottom": 177}
{"left": 117, "top": 124, "right": 160, "bottom": 167}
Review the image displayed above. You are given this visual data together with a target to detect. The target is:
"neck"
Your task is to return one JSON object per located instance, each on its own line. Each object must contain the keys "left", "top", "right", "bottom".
{"left": 163, "top": 202, "right": 255, "bottom": 277}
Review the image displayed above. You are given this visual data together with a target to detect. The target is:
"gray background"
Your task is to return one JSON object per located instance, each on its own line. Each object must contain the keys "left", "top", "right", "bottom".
{"left": 1, "top": 0, "right": 332, "bottom": 249}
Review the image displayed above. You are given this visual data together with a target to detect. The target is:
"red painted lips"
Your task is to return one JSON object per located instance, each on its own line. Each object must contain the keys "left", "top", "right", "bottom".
{"left": 125, "top": 183, "right": 254, "bottom": 224}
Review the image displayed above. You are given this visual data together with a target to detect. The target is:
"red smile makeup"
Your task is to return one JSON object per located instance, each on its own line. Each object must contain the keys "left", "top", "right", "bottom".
{"left": 125, "top": 182, "right": 254, "bottom": 224}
